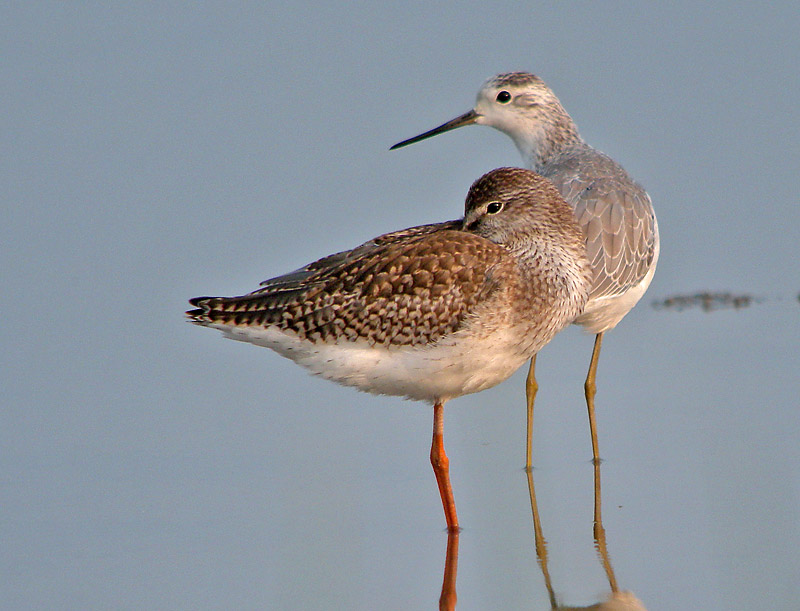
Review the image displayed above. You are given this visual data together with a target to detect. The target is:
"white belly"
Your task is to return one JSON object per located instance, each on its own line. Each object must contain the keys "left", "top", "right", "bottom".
{"left": 210, "top": 323, "right": 536, "bottom": 403}
{"left": 574, "top": 236, "right": 660, "bottom": 334}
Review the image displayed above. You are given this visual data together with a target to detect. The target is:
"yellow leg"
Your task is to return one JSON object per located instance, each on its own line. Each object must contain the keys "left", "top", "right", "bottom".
{"left": 525, "top": 355, "right": 538, "bottom": 471}
{"left": 584, "top": 333, "right": 603, "bottom": 464}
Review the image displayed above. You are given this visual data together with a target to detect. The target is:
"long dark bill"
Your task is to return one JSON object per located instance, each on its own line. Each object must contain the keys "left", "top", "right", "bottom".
{"left": 390, "top": 109, "right": 479, "bottom": 150}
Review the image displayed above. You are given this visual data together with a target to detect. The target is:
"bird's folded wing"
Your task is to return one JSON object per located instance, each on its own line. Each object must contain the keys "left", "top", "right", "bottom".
{"left": 189, "top": 226, "right": 510, "bottom": 347}
{"left": 548, "top": 163, "right": 657, "bottom": 301}
{"left": 257, "top": 220, "right": 462, "bottom": 291}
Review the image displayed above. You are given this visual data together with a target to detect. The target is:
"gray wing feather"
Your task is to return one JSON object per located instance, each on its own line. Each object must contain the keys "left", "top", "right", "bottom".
{"left": 543, "top": 148, "right": 657, "bottom": 301}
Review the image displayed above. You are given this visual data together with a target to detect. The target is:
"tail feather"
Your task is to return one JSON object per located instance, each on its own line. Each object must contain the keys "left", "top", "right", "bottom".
{"left": 186, "top": 294, "right": 267, "bottom": 326}
{"left": 186, "top": 290, "right": 310, "bottom": 328}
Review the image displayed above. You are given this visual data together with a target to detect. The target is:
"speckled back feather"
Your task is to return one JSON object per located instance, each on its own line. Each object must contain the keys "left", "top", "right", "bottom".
{"left": 189, "top": 229, "right": 513, "bottom": 347}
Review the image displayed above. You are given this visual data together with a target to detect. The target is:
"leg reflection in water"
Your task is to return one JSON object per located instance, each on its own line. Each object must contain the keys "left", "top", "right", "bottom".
{"left": 526, "top": 459, "right": 647, "bottom": 610}
{"left": 438, "top": 529, "right": 459, "bottom": 611}
{"left": 592, "top": 459, "right": 618, "bottom": 594}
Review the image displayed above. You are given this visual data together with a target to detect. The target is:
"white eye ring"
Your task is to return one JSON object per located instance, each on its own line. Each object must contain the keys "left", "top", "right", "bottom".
{"left": 486, "top": 201, "right": 504, "bottom": 214}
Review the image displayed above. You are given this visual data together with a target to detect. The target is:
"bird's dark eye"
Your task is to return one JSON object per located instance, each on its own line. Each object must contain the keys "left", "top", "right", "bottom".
{"left": 486, "top": 201, "right": 503, "bottom": 214}
{"left": 496, "top": 91, "right": 512, "bottom": 103}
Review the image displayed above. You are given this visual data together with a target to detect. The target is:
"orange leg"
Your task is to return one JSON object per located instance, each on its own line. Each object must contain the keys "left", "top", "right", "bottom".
{"left": 438, "top": 529, "right": 459, "bottom": 610}
{"left": 431, "top": 402, "right": 459, "bottom": 532}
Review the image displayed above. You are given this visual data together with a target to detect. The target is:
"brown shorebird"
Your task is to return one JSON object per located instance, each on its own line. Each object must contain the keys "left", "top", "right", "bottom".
{"left": 187, "top": 167, "right": 592, "bottom": 531}
{"left": 392, "top": 72, "right": 659, "bottom": 465}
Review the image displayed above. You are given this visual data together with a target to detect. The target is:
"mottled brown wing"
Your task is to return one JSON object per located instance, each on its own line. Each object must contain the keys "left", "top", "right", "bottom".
{"left": 544, "top": 150, "right": 657, "bottom": 300}
{"left": 189, "top": 228, "right": 511, "bottom": 347}
{"left": 257, "top": 221, "right": 462, "bottom": 292}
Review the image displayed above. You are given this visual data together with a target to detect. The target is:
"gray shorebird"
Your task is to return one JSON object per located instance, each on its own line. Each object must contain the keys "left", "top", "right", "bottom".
{"left": 391, "top": 72, "right": 659, "bottom": 465}
{"left": 187, "top": 167, "right": 592, "bottom": 531}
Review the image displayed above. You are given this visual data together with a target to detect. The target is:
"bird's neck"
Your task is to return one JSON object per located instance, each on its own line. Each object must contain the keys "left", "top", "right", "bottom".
{"left": 509, "top": 225, "right": 587, "bottom": 284}
{"left": 513, "top": 115, "right": 582, "bottom": 172}
{"left": 509, "top": 234, "right": 591, "bottom": 325}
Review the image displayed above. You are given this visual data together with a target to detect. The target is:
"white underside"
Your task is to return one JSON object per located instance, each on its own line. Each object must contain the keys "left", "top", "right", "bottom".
{"left": 574, "top": 236, "right": 660, "bottom": 334}
{"left": 210, "top": 323, "right": 538, "bottom": 404}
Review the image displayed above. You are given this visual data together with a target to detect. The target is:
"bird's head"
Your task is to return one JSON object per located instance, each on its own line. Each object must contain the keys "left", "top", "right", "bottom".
{"left": 391, "top": 72, "right": 579, "bottom": 168}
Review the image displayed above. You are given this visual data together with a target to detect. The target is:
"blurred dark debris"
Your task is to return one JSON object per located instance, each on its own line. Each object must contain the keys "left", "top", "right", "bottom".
{"left": 652, "top": 292, "right": 758, "bottom": 312}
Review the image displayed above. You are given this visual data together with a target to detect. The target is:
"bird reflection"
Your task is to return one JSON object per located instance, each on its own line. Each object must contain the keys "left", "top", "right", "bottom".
{"left": 436, "top": 461, "right": 645, "bottom": 610}
{"left": 556, "top": 591, "right": 647, "bottom": 611}
{"left": 591, "top": 460, "right": 618, "bottom": 594}
{"left": 526, "top": 461, "right": 647, "bottom": 610}
{"left": 438, "top": 529, "right": 459, "bottom": 610}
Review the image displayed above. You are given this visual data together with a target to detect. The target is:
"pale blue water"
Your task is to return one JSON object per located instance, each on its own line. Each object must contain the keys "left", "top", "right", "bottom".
{"left": 3, "top": 4, "right": 799, "bottom": 610}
